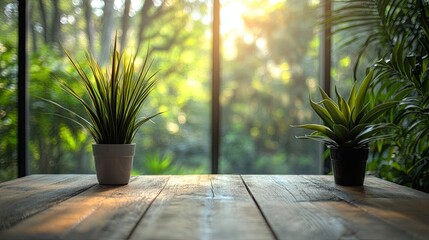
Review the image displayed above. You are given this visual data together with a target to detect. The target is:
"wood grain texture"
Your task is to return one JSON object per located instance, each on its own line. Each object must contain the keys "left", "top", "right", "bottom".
{"left": 0, "top": 174, "right": 97, "bottom": 231}
{"left": 303, "top": 175, "right": 429, "bottom": 201}
{"left": 302, "top": 176, "right": 429, "bottom": 240}
{"left": 0, "top": 175, "right": 169, "bottom": 240}
{"left": 1, "top": 174, "right": 428, "bottom": 240}
{"left": 242, "top": 175, "right": 424, "bottom": 240}
{"left": 129, "top": 175, "right": 274, "bottom": 240}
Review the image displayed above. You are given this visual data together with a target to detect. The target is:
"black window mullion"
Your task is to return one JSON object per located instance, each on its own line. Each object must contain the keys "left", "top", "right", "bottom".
{"left": 18, "top": 0, "right": 29, "bottom": 177}
{"left": 211, "top": 0, "right": 220, "bottom": 174}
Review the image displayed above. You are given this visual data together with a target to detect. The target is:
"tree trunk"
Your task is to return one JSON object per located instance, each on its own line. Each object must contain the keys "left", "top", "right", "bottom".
{"left": 50, "top": 0, "right": 61, "bottom": 48}
{"left": 120, "top": 0, "right": 132, "bottom": 51}
{"left": 99, "top": 0, "right": 115, "bottom": 65}
{"left": 37, "top": 0, "right": 48, "bottom": 44}
{"left": 136, "top": 0, "right": 154, "bottom": 53}
{"left": 83, "top": 0, "right": 95, "bottom": 55}
{"left": 29, "top": 1, "right": 38, "bottom": 52}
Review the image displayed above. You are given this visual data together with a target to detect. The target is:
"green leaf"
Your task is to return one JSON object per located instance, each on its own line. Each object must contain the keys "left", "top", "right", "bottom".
{"left": 349, "top": 124, "right": 369, "bottom": 139}
{"left": 355, "top": 124, "right": 395, "bottom": 144}
{"left": 348, "top": 83, "right": 356, "bottom": 109}
{"left": 353, "top": 69, "right": 374, "bottom": 121}
{"left": 309, "top": 96, "right": 334, "bottom": 128}
{"left": 353, "top": 103, "right": 369, "bottom": 124}
{"left": 333, "top": 124, "right": 350, "bottom": 143}
{"left": 296, "top": 135, "right": 338, "bottom": 147}
{"left": 291, "top": 124, "right": 338, "bottom": 142}
{"left": 320, "top": 99, "right": 348, "bottom": 127}
{"left": 334, "top": 86, "right": 342, "bottom": 107}
{"left": 357, "top": 134, "right": 393, "bottom": 147}
{"left": 360, "top": 101, "right": 398, "bottom": 123}
{"left": 319, "top": 87, "right": 331, "bottom": 101}
{"left": 49, "top": 35, "right": 162, "bottom": 144}
{"left": 337, "top": 89, "right": 351, "bottom": 125}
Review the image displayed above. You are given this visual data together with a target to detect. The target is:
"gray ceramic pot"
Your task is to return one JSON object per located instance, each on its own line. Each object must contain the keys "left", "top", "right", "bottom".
{"left": 92, "top": 144, "right": 135, "bottom": 185}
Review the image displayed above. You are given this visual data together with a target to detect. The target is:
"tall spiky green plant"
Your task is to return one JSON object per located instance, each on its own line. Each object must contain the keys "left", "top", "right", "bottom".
{"left": 48, "top": 36, "right": 162, "bottom": 144}
{"left": 292, "top": 70, "right": 397, "bottom": 148}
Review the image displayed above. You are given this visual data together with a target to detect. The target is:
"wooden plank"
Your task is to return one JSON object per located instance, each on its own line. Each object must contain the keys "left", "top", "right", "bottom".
{"left": 302, "top": 175, "right": 429, "bottom": 240}
{"left": 129, "top": 175, "right": 274, "bottom": 240}
{"left": 0, "top": 174, "right": 46, "bottom": 188}
{"left": 2, "top": 174, "right": 428, "bottom": 240}
{"left": 242, "top": 175, "right": 349, "bottom": 240}
{"left": 242, "top": 175, "right": 418, "bottom": 240}
{"left": 242, "top": 175, "right": 340, "bottom": 202}
{"left": 0, "top": 176, "right": 169, "bottom": 240}
{"left": 353, "top": 198, "right": 429, "bottom": 239}
{"left": 0, "top": 174, "right": 97, "bottom": 231}
{"left": 310, "top": 201, "right": 419, "bottom": 240}
{"left": 364, "top": 177, "right": 429, "bottom": 198}
{"left": 303, "top": 175, "right": 429, "bottom": 201}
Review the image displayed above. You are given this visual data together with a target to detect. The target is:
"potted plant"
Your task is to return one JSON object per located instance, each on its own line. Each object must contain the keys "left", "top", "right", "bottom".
{"left": 48, "top": 36, "right": 162, "bottom": 185}
{"left": 292, "top": 69, "right": 397, "bottom": 186}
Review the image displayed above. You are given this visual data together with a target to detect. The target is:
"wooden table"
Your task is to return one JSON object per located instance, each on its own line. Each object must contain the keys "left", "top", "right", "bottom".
{"left": 0, "top": 175, "right": 428, "bottom": 240}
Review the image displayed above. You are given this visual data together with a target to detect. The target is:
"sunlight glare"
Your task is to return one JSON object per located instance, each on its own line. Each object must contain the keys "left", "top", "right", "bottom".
{"left": 113, "top": 0, "right": 143, "bottom": 16}
{"left": 220, "top": 1, "right": 247, "bottom": 60}
{"left": 220, "top": 1, "right": 246, "bottom": 35}
{"left": 269, "top": 0, "right": 284, "bottom": 5}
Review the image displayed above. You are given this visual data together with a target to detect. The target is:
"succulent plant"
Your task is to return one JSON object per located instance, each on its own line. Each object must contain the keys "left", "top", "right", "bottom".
{"left": 292, "top": 69, "right": 397, "bottom": 148}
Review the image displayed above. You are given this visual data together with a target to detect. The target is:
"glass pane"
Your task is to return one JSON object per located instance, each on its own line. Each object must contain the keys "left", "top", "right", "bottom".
{"left": 28, "top": 0, "right": 211, "bottom": 175}
{"left": 330, "top": 2, "right": 372, "bottom": 97}
{"left": 220, "top": 0, "right": 322, "bottom": 173}
{"left": 0, "top": 2, "right": 18, "bottom": 182}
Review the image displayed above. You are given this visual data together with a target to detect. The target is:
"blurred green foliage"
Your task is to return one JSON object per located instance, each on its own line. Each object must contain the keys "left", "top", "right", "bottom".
{"left": 330, "top": 0, "right": 429, "bottom": 192}
{"left": 1, "top": 0, "right": 334, "bottom": 182}
{"left": 220, "top": 0, "right": 322, "bottom": 173}
{"left": 0, "top": 1, "right": 18, "bottom": 181}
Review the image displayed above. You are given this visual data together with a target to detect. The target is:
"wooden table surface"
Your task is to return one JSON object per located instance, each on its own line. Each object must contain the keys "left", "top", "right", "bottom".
{"left": 0, "top": 175, "right": 428, "bottom": 240}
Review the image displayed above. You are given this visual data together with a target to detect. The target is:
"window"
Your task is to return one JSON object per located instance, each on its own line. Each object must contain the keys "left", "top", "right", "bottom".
{"left": 3, "top": 0, "right": 329, "bottom": 180}
{"left": 28, "top": 0, "right": 211, "bottom": 175}
{"left": 0, "top": 1, "right": 18, "bottom": 182}
{"left": 219, "top": 0, "right": 322, "bottom": 173}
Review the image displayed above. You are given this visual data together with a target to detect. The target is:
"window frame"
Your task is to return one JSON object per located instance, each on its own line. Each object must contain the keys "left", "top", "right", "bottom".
{"left": 16, "top": 0, "right": 332, "bottom": 176}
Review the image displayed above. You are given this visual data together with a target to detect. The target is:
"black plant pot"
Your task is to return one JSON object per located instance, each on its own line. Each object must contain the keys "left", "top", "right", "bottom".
{"left": 329, "top": 147, "right": 369, "bottom": 186}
